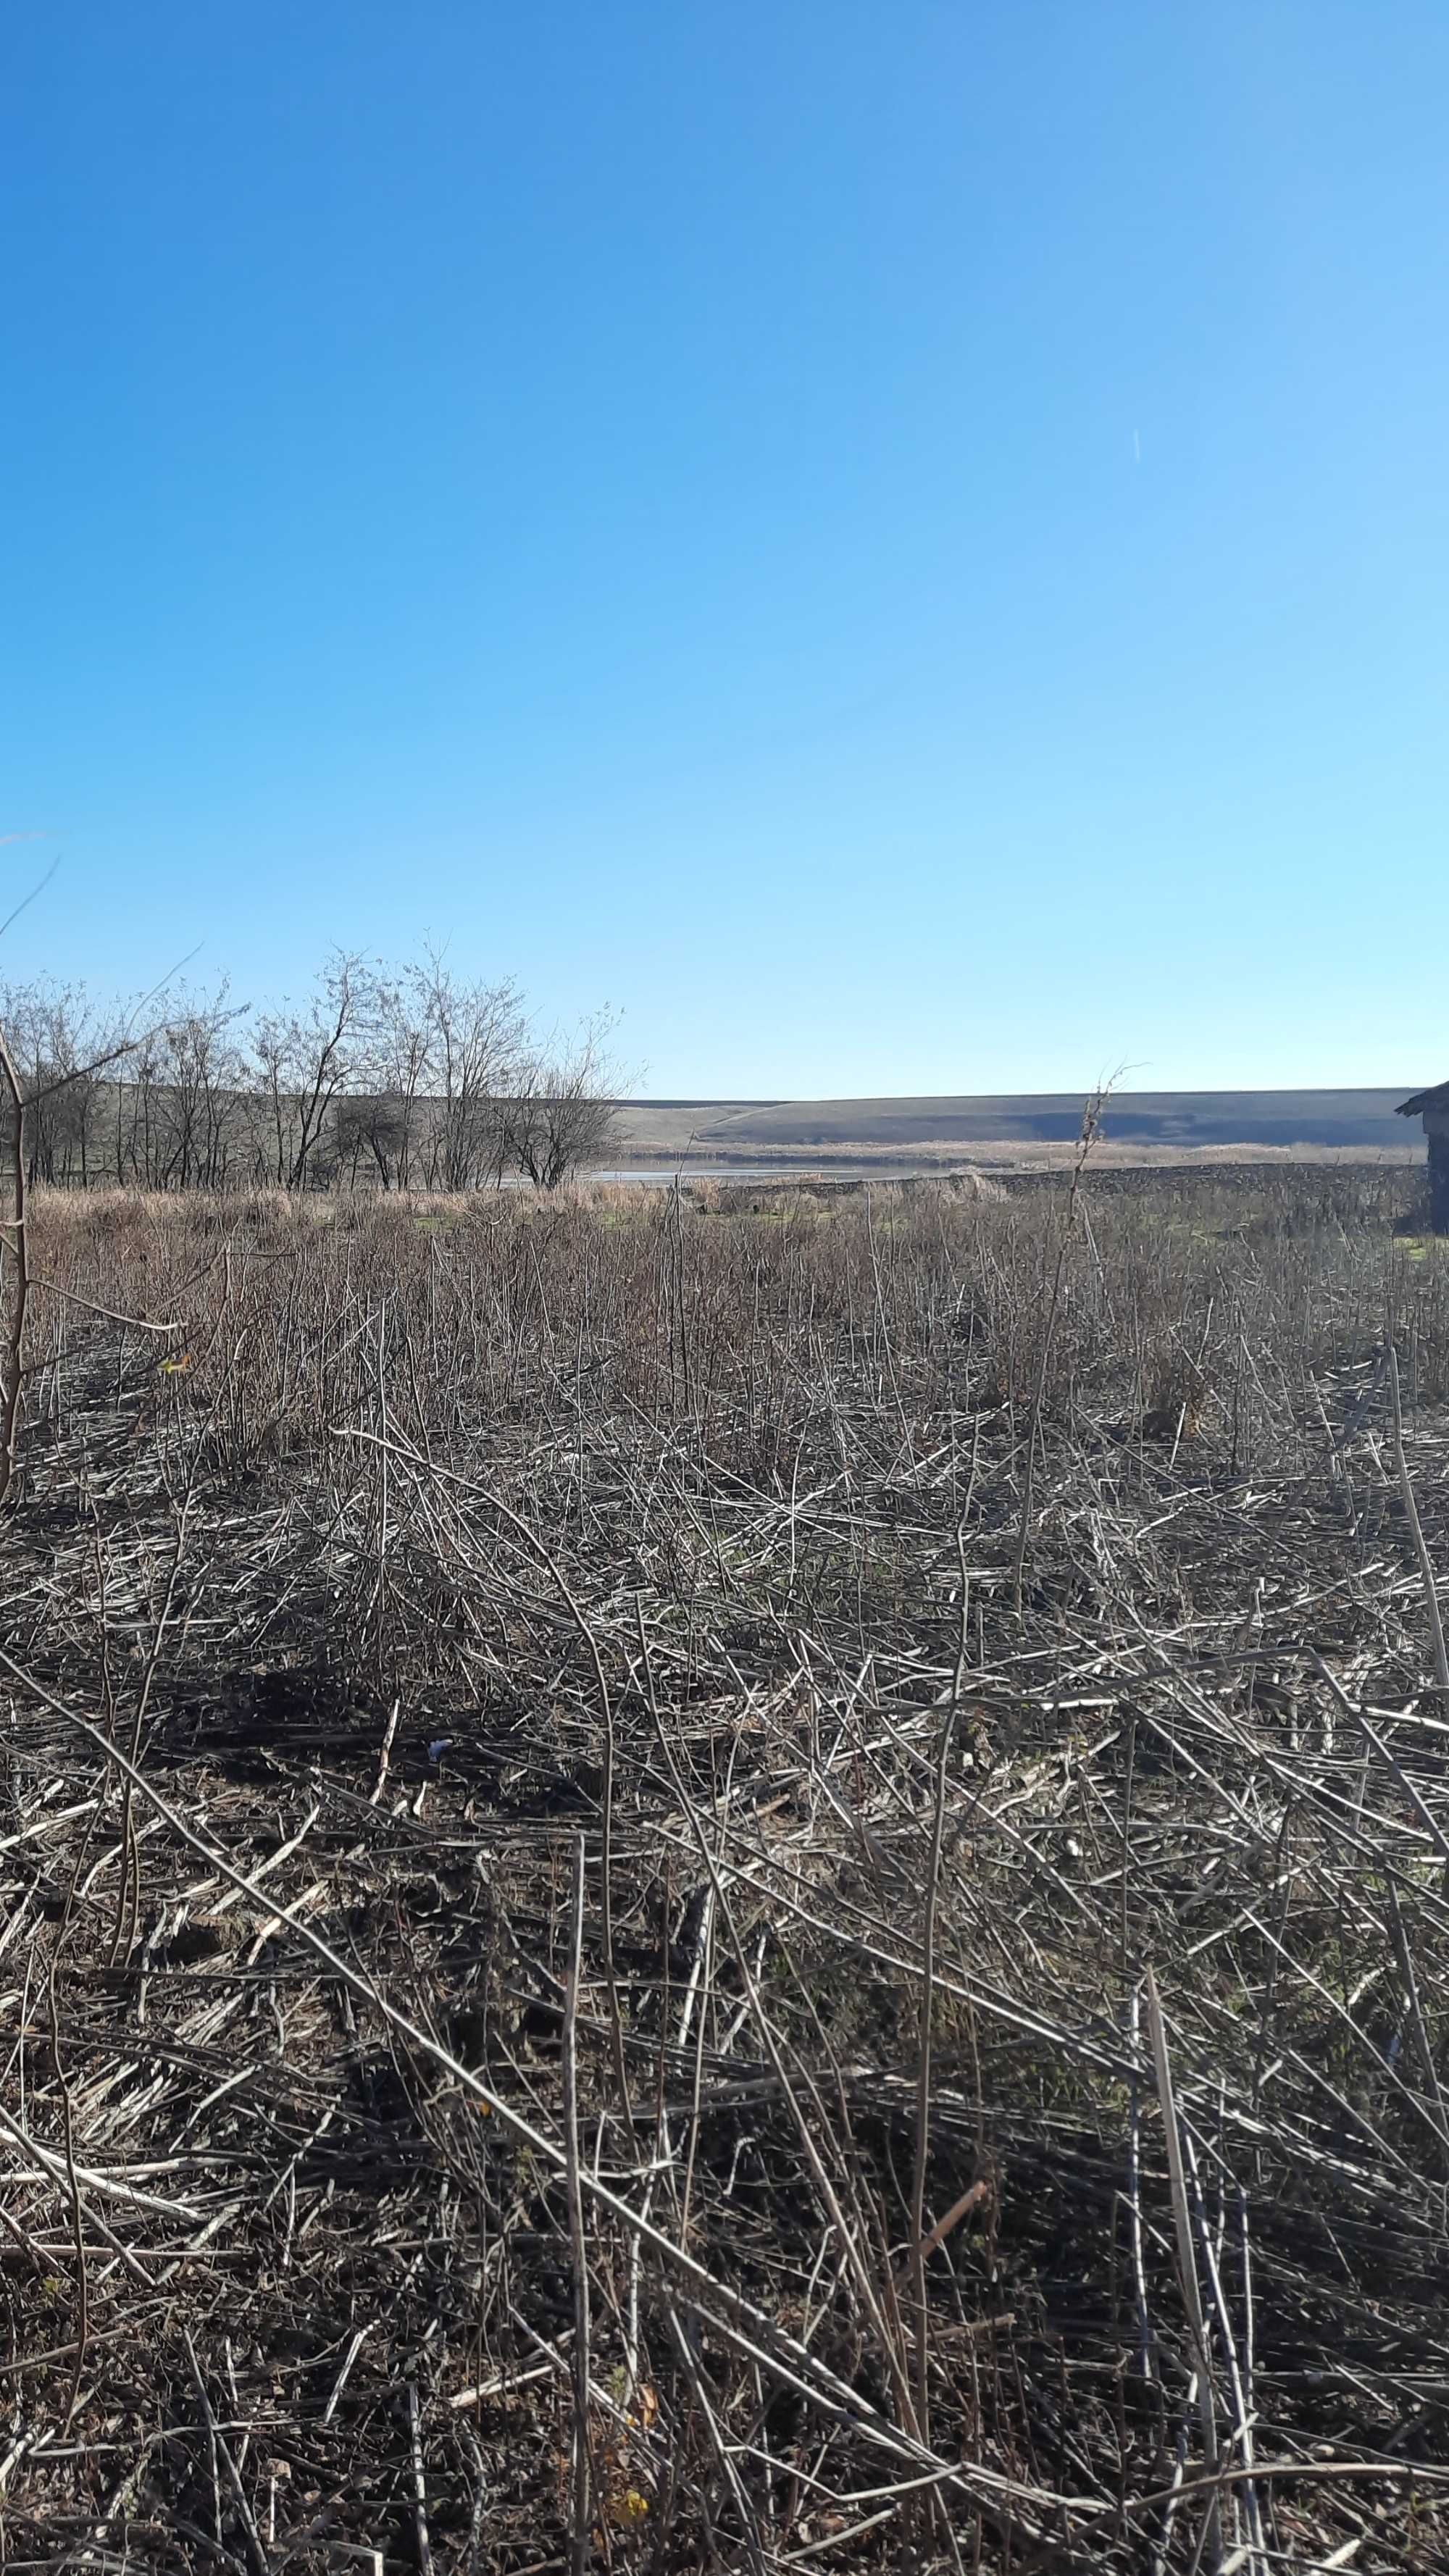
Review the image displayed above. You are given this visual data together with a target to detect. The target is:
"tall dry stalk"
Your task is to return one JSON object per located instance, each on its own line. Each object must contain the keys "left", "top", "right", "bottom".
{"left": 0, "top": 1021, "right": 30, "bottom": 1507}
{"left": 1010, "top": 1081, "right": 1107, "bottom": 1614}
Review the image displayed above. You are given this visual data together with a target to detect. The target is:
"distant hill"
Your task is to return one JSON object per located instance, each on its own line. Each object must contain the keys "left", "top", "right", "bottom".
{"left": 615, "top": 1090, "right": 1418, "bottom": 1154}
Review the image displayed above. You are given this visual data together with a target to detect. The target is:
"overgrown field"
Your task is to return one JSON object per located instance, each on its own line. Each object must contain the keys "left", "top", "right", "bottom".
{"left": 1, "top": 1171, "right": 1448, "bottom": 2572}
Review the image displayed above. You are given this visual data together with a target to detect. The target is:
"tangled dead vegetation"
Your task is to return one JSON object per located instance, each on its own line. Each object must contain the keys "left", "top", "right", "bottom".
{"left": 0, "top": 1173, "right": 1447, "bottom": 2570}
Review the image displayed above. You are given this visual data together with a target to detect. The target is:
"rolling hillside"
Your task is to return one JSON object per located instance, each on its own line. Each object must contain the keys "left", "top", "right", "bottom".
{"left": 614, "top": 1088, "right": 1419, "bottom": 1155}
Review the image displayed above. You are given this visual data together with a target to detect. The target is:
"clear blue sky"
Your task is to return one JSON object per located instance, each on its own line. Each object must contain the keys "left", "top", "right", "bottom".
{"left": 2, "top": 3, "right": 1446, "bottom": 1095}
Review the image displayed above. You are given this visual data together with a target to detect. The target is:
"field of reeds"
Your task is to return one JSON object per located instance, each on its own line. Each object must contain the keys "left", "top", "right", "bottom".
{"left": 1, "top": 1167, "right": 1448, "bottom": 2572}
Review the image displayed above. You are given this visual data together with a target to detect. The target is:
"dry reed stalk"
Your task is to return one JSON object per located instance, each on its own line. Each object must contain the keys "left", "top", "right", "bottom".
{"left": 0, "top": 1170, "right": 1442, "bottom": 2569}
{"left": 563, "top": 1834, "right": 592, "bottom": 2576}
{"left": 1145, "top": 1967, "right": 1222, "bottom": 2574}
{"left": 1390, "top": 1339, "right": 1449, "bottom": 1696}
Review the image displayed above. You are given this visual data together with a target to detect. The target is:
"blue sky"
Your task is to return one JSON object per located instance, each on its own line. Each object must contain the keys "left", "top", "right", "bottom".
{"left": 2, "top": 3, "right": 1446, "bottom": 1095}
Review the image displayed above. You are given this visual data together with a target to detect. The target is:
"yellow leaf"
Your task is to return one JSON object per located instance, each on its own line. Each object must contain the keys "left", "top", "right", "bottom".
{"left": 606, "top": 2488, "right": 650, "bottom": 2527}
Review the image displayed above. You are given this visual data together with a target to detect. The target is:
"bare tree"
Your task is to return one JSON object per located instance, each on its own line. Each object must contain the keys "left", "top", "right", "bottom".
{"left": 333, "top": 1092, "right": 412, "bottom": 1190}
{"left": 0, "top": 977, "right": 121, "bottom": 1187}
{"left": 505, "top": 1015, "right": 619, "bottom": 1189}
{"left": 149, "top": 985, "right": 250, "bottom": 1190}
{"left": 416, "top": 953, "right": 526, "bottom": 1190}
{"left": 254, "top": 953, "right": 367, "bottom": 1189}
{"left": 361, "top": 969, "right": 438, "bottom": 1189}
{"left": 0, "top": 948, "right": 621, "bottom": 1200}
{"left": 120, "top": 1024, "right": 162, "bottom": 1186}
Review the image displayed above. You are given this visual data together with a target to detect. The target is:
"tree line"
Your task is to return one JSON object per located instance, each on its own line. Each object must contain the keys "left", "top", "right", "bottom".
{"left": 0, "top": 951, "right": 620, "bottom": 1191}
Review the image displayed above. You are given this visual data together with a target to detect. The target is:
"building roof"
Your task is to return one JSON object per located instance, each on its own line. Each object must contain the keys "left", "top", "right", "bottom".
{"left": 1398, "top": 1082, "right": 1449, "bottom": 1117}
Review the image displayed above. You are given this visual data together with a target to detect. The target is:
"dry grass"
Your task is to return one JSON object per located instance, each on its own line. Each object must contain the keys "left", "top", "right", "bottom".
{"left": 0, "top": 1171, "right": 1447, "bottom": 2570}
